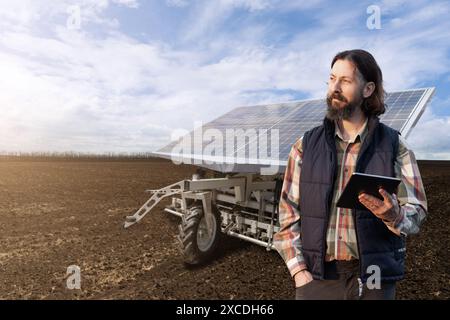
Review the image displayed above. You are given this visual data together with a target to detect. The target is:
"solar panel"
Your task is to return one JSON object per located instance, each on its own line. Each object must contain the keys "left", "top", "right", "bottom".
{"left": 153, "top": 88, "right": 435, "bottom": 174}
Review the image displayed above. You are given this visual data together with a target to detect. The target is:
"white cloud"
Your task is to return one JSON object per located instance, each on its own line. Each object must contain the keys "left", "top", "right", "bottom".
{"left": 407, "top": 107, "right": 450, "bottom": 160}
{"left": 178, "top": 0, "right": 326, "bottom": 44}
{"left": 112, "top": 0, "right": 139, "bottom": 8}
{"left": 0, "top": 0, "right": 448, "bottom": 159}
{"left": 0, "top": 0, "right": 141, "bottom": 34}
{"left": 165, "top": 0, "right": 190, "bottom": 8}
{"left": 388, "top": 1, "right": 450, "bottom": 28}
{"left": 221, "top": 0, "right": 271, "bottom": 11}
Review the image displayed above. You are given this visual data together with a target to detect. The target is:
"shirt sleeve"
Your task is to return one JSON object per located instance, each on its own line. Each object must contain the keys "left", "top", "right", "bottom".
{"left": 273, "top": 137, "right": 308, "bottom": 277}
{"left": 383, "top": 134, "right": 428, "bottom": 237}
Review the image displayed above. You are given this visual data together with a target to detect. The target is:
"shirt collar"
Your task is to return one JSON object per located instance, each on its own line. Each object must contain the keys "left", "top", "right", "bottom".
{"left": 334, "top": 117, "right": 369, "bottom": 143}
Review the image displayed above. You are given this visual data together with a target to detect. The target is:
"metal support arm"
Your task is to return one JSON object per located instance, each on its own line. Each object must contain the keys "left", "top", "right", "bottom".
{"left": 124, "top": 180, "right": 186, "bottom": 228}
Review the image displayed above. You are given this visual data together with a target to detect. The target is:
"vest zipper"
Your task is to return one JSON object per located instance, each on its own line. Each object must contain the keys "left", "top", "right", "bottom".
{"left": 323, "top": 151, "right": 336, "bottom": 280}
{"left": 352, "top": 193, "right": 364, "bottom": 297}
{"left": 354, "top": 135, "right": 370, "bottom": 297}
{"left": 357, "top": 277, "right": 363, "bottom": 298}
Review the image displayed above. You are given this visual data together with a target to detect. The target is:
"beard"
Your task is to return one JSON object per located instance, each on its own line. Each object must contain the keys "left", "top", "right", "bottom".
{"left": 326, "top": 91, "right": 363, "bottom": 121}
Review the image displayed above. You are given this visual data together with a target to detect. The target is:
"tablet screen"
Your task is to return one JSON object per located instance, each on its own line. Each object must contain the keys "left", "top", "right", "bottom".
{"left": 336, "top": 172, "right": 401, "bottom": 210}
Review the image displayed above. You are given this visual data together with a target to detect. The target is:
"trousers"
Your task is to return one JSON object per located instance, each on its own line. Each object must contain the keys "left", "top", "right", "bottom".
{"left": 295, "top": 260, "right": 396, "bottom": 300}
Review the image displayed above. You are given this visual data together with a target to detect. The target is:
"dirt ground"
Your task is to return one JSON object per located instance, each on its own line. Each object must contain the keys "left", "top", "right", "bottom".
{"left": 0, "top": 158, "right": 448, "bottom": 300}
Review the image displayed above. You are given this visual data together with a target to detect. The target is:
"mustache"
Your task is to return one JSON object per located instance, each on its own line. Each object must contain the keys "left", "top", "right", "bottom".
{"left": 327, "top": 92, "right": 348, "bottom": 103}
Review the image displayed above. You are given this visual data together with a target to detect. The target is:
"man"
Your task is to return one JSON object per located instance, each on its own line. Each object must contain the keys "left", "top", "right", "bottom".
{"left": 273, "top": 49, "right": 428, "bottom": 300}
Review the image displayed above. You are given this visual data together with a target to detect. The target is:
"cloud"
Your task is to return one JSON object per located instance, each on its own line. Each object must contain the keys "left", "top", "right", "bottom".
{"left": 0, "top": 0, "right": 141, "bottom": 35}
{"left": 0, "top": 0, "right": 449, "bottom": 159}
{"left": 407, "top": 98, "right": 450, "bottom": 160}
{"left": 221, "top": 0, "right": 271, "bottom": 11}
{"left": 165, "top": 0, "right": 190, "bottom": 8}
{"left": 112, "top": 0, "right": 140, "bottom": 8}
{"left": 388, "top": 1, "right": 450, "bottom": 28}
{"left": 178, "top": 0, "right": 326, "bottom": 44}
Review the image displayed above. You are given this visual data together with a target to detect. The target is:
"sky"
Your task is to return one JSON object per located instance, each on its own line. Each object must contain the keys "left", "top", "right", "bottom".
{"left": 0, "top": 0, "right": 449, "bottom": 159}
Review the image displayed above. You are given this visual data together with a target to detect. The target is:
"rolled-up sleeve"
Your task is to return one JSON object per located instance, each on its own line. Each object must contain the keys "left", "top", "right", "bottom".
{"left": 384, "top": 135, "right": 428, "bottom": 236}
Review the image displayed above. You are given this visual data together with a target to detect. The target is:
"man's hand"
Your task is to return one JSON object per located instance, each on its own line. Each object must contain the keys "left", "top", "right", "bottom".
{"left": 294, "top": 269, "right": 313, "bottom": 288}
{"left": 358, "top": 188, "right": 400, "bottom": 223}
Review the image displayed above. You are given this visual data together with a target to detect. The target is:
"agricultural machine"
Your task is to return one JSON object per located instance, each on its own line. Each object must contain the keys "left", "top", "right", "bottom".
{"left": 123, "top": 88, "right": 434, "bottom": 265}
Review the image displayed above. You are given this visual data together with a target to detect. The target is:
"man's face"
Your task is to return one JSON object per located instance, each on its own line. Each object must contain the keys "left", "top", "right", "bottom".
{"left": 326, "top": 59, "right": 365, "bottom": 121}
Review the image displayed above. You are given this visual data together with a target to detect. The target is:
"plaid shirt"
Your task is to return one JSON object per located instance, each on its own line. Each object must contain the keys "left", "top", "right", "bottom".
{"left": 273, "top": 119, "right": 428, "bottom": 278}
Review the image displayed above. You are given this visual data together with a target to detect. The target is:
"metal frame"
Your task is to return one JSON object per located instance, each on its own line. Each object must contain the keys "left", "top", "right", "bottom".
{"left": 124, "top": 180, "right": 186, "bottom": 228}
{"left": 124, "top": 173, "right": 282, "bottom": 251}
{"left": 399, "top": 87, "right": 435, "bottom": 139}
{"left": 151, "top": 151, "right": 286, "bottom": 174}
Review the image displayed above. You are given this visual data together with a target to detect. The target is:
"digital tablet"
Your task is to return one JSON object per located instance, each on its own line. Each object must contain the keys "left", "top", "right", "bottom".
{"left": 336, "top": 172, "right": 401, "bottom": 210}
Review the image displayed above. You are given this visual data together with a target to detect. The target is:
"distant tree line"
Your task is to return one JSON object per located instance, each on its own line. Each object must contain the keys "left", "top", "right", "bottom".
{"left": 0, "top": 151, "right": 161, "bottom": 161}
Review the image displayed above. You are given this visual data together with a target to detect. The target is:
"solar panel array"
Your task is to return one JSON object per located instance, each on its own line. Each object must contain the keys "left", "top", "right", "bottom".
{"left": 154, "top": 88, "right": 434, "bottom": 173}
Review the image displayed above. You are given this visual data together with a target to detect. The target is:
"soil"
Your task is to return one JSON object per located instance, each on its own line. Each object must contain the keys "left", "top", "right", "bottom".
{"left": 0, "top": 158, "right": 448, "bottom": 300}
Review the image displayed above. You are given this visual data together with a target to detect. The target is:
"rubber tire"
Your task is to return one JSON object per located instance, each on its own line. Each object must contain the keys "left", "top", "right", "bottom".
{"left": 177, "top": 205, "right": 222, "bottom": 266}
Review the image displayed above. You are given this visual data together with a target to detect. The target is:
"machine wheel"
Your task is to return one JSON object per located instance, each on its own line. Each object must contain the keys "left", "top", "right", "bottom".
{"left": 178, "top": 205, "right": 222, "bottom": 265}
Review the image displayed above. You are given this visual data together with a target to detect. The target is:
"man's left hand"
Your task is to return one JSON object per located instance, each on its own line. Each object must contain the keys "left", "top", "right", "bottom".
{"left": 358, "top": 188, "right": 400, "bottom": 223}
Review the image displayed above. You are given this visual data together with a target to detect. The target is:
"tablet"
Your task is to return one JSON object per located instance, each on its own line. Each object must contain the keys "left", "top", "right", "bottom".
{"left": 336, "top": 172, "right": 401, "bottom": 210}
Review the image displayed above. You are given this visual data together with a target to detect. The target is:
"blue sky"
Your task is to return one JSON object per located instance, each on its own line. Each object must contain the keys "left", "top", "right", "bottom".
{"left": 0, "top": 0, "right": 449, "bottom": 159}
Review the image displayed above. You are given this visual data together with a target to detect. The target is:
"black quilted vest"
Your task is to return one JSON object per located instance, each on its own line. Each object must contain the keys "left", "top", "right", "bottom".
{"left": 300, "top": 115, "right": 406, "bottom": 283}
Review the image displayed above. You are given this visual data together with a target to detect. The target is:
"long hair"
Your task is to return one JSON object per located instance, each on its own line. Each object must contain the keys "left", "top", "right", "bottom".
{"left": 331, "top": 49, "right": 386, "bottom": 116}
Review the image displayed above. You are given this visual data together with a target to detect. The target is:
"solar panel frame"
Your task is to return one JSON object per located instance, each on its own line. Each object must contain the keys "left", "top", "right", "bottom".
{"left": 153, "top": 87, "right": 435, "bottom": 174}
